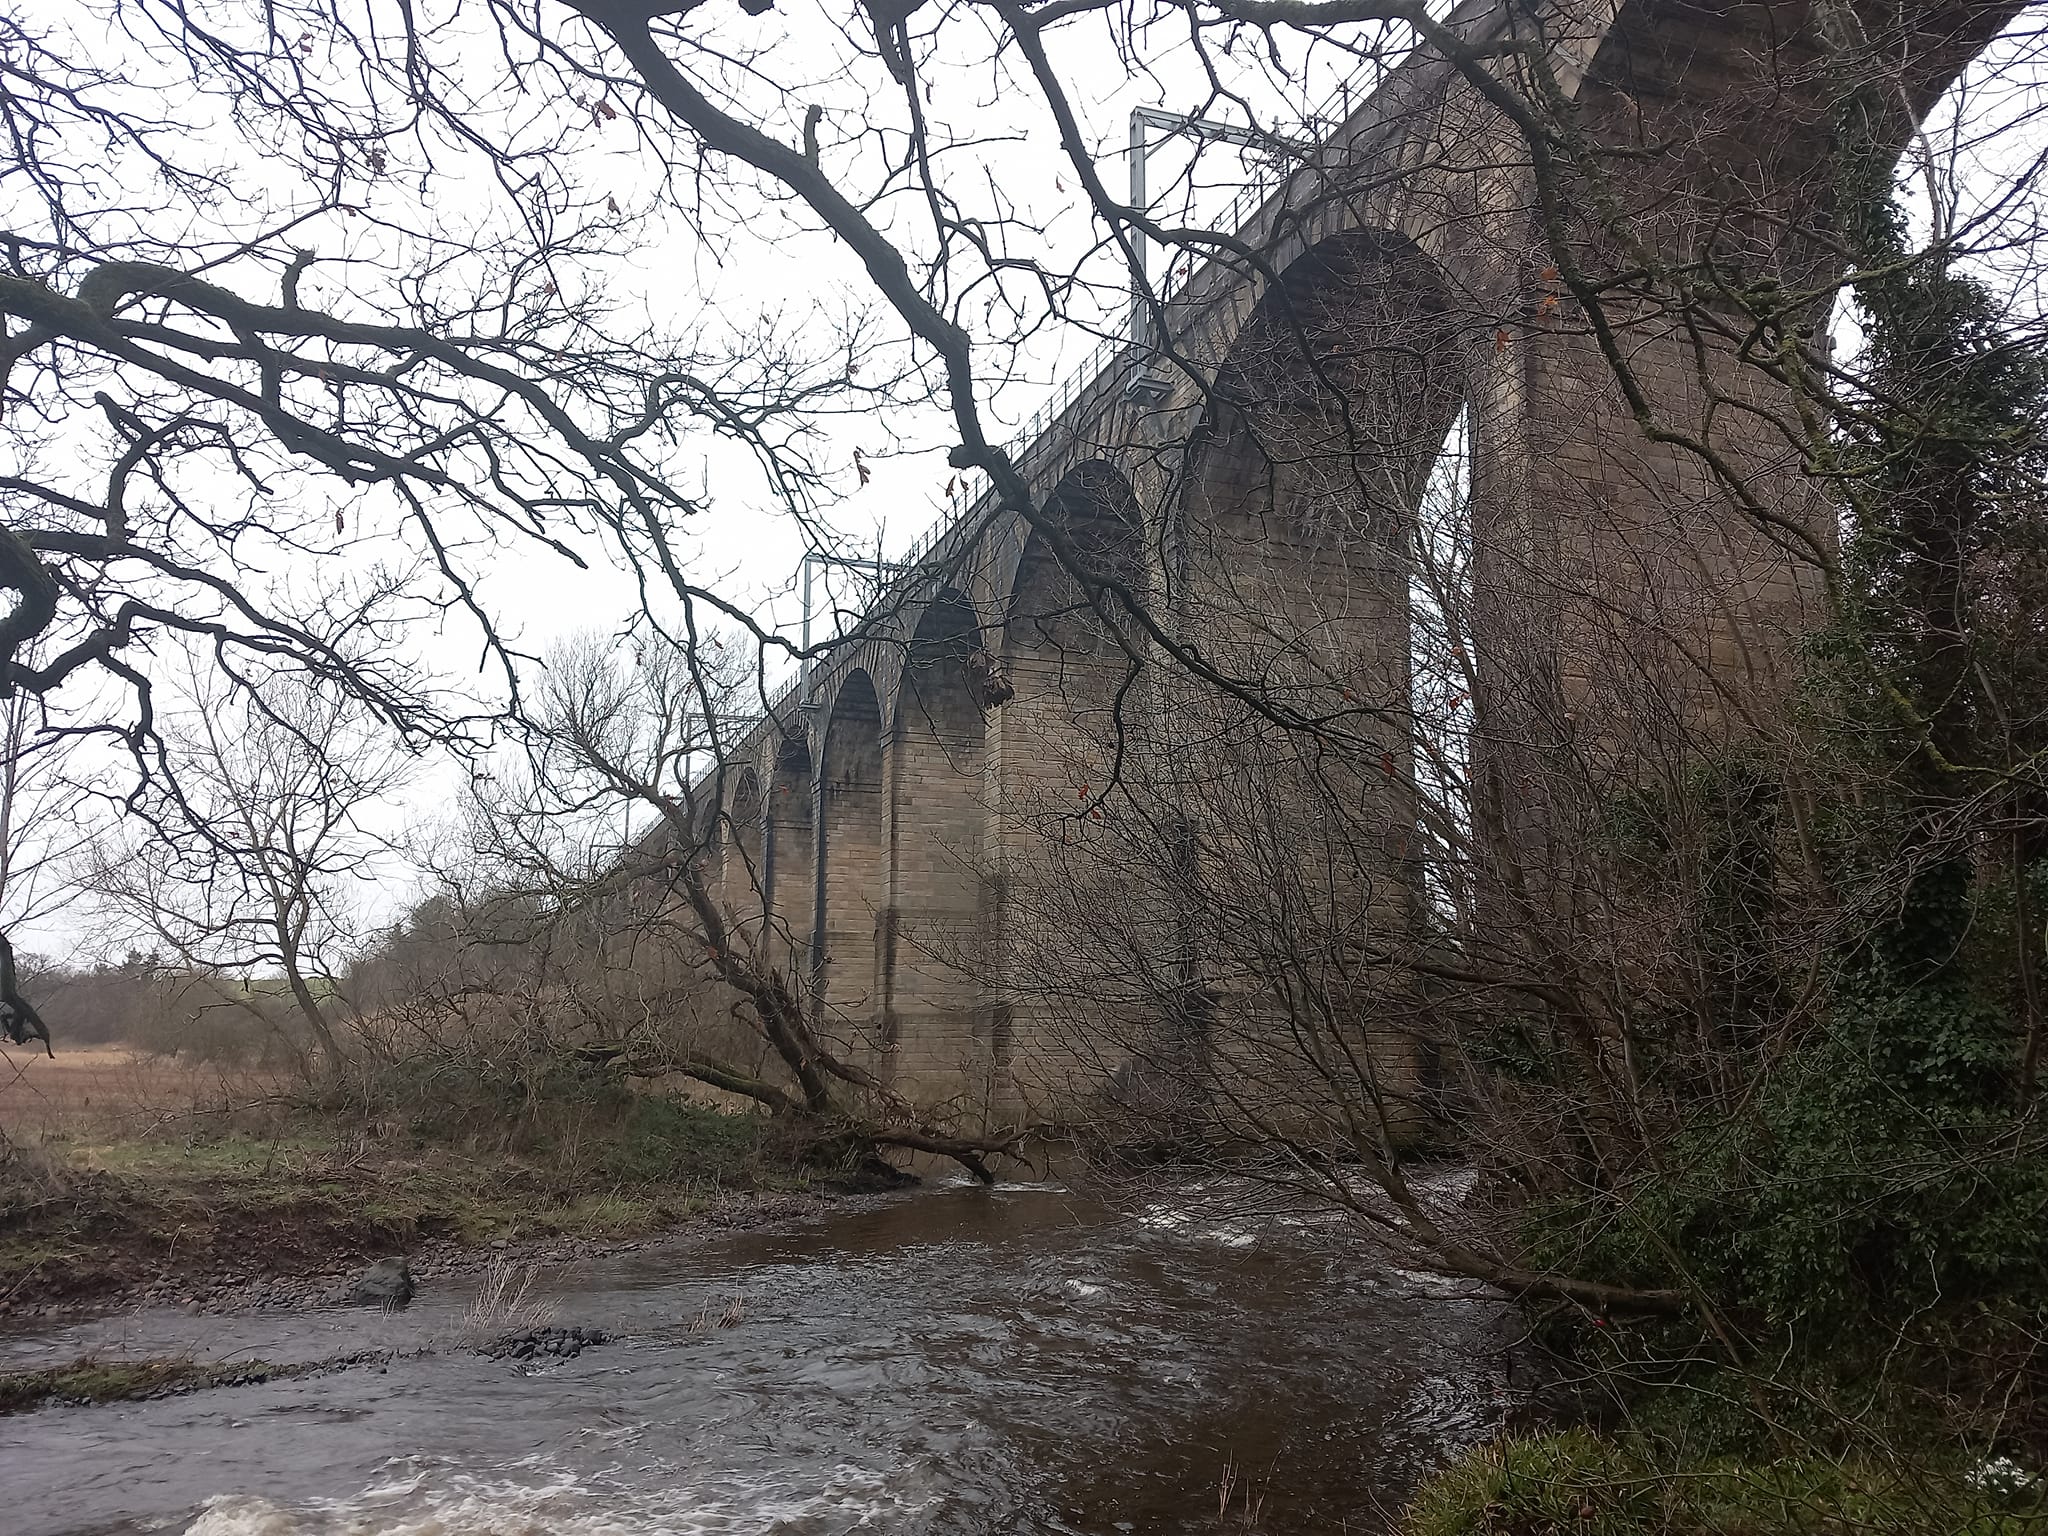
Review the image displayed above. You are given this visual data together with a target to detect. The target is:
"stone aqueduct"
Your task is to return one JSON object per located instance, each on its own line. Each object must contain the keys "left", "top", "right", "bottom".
{"left": 698, "top": 0, "right": 2023, "bottom": 1121}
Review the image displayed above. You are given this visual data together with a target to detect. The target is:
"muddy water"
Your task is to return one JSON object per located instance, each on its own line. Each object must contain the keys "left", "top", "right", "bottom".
{"left": 0, "top": 1180, "right": 1509, "bottom": 1536}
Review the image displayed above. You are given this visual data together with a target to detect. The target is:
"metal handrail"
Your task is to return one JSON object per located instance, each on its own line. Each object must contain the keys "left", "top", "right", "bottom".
{"left": 738, "top": 78, "right": 1367, "bottom": 744}
{"left": 883, "top": 77, "right": 1358, "bottom": 575}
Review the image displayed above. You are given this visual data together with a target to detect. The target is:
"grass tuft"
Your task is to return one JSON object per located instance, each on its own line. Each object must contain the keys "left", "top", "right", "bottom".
{"left": 453, "top": 1256, "right": 556, "bottom": 1349}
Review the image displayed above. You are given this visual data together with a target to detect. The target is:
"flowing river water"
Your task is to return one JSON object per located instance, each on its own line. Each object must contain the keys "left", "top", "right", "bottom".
{"left": 0, "top": 1179, "right": 1512, "bottom": 1536}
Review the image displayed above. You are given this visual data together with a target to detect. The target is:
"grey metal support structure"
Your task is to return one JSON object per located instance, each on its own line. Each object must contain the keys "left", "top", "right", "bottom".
{"left": 1127, "top": 106, "right": 1279, "bottom": 351}
{"left": 799, "top": 548, "right": 893, "bottom": 711}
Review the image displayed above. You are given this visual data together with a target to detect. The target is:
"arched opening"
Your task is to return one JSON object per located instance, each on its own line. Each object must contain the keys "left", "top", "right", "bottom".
{"left": 733, "top": 770, "right": 770, "bottom": 868}
{"left": 992, "top": 463, "right": 1150, "bottom": 1104}
{"left": 1179, "top": 225, "right": 1468, "bottom": 887}
{"left": 1184, "top": 228, "right": 1466, "bottom": 701}
{"left": 1409, "top": 405, "right": 1475, "bottom": 938}
{"left": 1005, "top": 462, "right": 1148, "bottom": 753}
{"left": 816, "top": 670, "right": 884, "bottom": 1046}
{"left": 763, "top": 732, "right": 814, "bottom": 979}
{"left": 1165, "top": 226, "right": 1470, "bottom": 1141}
{"left": 708, "top": 765, "right": 768, "bottom": 971}
{"left": 883, "top": 590, "right": 992, "bottom": 1104}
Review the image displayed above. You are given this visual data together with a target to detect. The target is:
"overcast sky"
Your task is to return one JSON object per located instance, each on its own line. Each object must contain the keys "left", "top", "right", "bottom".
{"left": 8, "top": 0, "right": 2048, "bottom": 963}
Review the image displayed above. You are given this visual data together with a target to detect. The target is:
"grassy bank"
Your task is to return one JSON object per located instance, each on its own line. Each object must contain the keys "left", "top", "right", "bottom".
{"left": 0, "top": 1354, "right": 309, "bottom": 1413}
{"left": 1406, "top": 1429, "right": 2046, "bottom": 1536}
{"left": 0, "top": 1048, "right": 812, "bottom": 1311}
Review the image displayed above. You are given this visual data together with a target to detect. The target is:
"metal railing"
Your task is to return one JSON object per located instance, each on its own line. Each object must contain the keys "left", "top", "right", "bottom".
{"left": 882, "top": 77, "right": 1362, "bottom": 576}
{"left": 746, "top": 77, "right": 1370, "bottom": 736}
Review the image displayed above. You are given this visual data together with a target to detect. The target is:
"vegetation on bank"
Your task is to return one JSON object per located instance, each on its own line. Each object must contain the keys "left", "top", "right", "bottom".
{"left": 0, "top": 1056, "right": 813, "bottom": 1306}
{"left": 0, "top": 1355, "right": 304, "bottom": 1414}
{"left": 1402, "top": 111, "right": 2048, "bottom": 1536}
{"left": 1407, "top": 1431, "right": 2044, "bottom": 1536}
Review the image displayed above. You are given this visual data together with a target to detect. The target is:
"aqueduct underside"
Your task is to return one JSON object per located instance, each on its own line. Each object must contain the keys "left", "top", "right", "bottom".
{"left": 703, "top": 0, "right": 2024, "bottom": 1127}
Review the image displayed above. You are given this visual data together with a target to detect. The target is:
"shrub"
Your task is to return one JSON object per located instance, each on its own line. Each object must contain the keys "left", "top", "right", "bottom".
{"left": 324, "top": 1047, "right": 767, "bottom": 1190}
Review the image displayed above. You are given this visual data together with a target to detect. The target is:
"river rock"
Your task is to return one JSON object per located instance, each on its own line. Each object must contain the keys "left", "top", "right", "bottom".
{"left": 482, "top": 1325, "right": 612, "bottom": 1361}
{"left": 345, "top": 1257, "right": 415, "bottom": 1308}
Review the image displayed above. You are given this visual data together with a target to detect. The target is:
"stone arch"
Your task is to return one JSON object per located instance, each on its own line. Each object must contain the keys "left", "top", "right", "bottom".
{"left": 1007, "top": 464, "right": 1147, "bottom": 670}
{"left": 1169, "top": 225, "right": 1471, "bottom": 1134}
{"left": 1477, "top": 2, "right": 2024, "bottom": 760}
{"left": 763, "top": 732, "right": 814, "bottom": 978}
{"left": 1002, "top": 464, "right": 1149, "bottom": 805}
{"left": 882, "top": 587, "right": 994, "bottom": 1105}
{"left": 990, "top": 462, "right": 1152, "bottom": 1105}
{"left": 721, "top": 763, "right": 763, "bottom": 892}
{"left": 1182, "top": 224, "right": 1468, "bottom": 744}
{"left": 731, "top": 762, "right": 763, "bottom": 829}
{"left": 1570, "top": 0, "right": 2021, "bottom": 286}
{"left": 816, "top": 668, "right": 885, "bottom": 1046}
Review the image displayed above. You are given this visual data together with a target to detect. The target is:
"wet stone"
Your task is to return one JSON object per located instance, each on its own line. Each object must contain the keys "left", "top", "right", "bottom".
{"left": 343, "top": 1257, "right": 415, "bottom": 1308}
{"left": 481, "top": 1325, "right": 613, "bottom": 1361}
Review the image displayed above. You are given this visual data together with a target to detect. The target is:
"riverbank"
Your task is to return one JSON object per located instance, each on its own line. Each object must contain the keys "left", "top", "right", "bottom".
{"left": 0, "top": 1351, "right": 351, "bottom": 1413}
{"left": 0, "top": 1047, "right": 843, "bottom": 1324}
{"left": 1405, "top": 1428, "right": 2046, "bottom": 1536}
{"left": 0, "top": 1155, "right": 852, "bottom": 1323}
